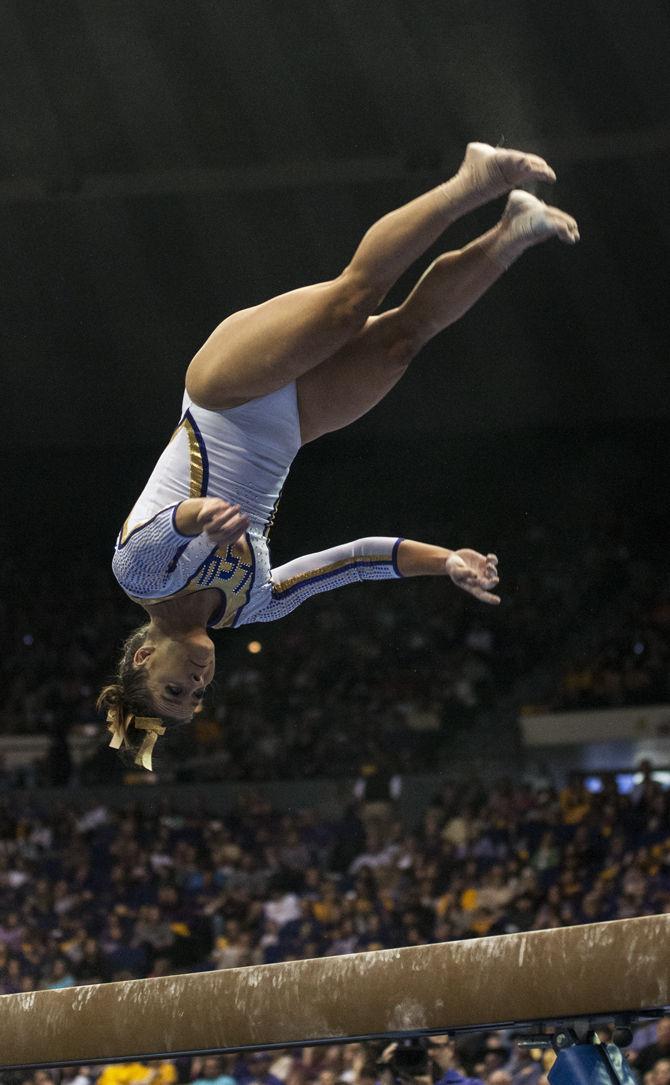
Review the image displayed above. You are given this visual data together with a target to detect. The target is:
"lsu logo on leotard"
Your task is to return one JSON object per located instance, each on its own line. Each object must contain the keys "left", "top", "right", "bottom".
{"left": 196, "top": 536, "right": 255, "bottom": 627}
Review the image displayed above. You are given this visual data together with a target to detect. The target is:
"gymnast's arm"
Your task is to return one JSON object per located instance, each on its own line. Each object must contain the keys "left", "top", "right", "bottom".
{"left": 239, "top": 537, "right": 500, "bottom": 624}
{"left": 174, "top": 497, "right": 249, "bottom": 546}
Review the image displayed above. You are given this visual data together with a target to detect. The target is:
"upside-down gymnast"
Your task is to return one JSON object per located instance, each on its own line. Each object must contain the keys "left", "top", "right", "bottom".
{"left": 100, "top": 142, "right": 579, "bottom": 769}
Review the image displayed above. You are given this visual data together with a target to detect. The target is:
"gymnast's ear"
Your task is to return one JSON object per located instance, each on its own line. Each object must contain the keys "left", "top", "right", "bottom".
{"left": 133, "top": 644, "right": 155, "bottom": 666}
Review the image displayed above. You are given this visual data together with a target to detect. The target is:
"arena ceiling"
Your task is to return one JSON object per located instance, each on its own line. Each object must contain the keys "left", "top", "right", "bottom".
{"left": 2, "top": 0, "right": 669, "bottom": 450}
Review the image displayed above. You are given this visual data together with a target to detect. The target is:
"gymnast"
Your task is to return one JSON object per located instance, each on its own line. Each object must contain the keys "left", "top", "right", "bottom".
{"left": 100, "top": 142, "right": 579, "bottom": 769}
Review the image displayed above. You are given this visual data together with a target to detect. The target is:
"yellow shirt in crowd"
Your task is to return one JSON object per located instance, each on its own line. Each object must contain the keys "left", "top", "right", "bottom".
{"left": 98, "top": 1061, "right": 178, "bottom": 1085}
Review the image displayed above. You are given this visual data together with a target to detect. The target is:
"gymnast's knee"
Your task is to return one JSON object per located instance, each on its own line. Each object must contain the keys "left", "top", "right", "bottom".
{"left": 334, "top": 267, "right": 384, "bottom": 328}
{"left": 383, "top": 311, "right": 424, "bottom": 368}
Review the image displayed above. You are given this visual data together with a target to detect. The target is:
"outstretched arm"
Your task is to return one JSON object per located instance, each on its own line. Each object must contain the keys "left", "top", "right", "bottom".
{"left": 238, "top": 537, "right": 499, "bottom": 626}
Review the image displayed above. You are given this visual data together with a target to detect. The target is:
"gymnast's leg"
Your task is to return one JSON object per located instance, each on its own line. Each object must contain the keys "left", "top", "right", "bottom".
{"left": 185, "top": 145, "right": 557, "bottom": 410}
{"left": 297, "top": 190, "right": 579, "bottom": 442}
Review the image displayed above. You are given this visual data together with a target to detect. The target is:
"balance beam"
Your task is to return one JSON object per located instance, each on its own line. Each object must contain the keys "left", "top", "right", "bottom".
{"left": 1, "top": 916, "right": 669, "bottom": 1070}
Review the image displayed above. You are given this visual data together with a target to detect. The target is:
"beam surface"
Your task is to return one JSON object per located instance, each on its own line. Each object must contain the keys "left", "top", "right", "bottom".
{"left": 1, "top": 916, "right": 669, "bottom": 1070}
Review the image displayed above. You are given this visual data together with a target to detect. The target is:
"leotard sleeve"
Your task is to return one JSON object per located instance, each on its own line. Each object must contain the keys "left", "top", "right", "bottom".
{"left": 238, "top": 536, "right": 404, "bottom": 625}
{"left": 112, "top": 504, "right": 216, "bottom": 600}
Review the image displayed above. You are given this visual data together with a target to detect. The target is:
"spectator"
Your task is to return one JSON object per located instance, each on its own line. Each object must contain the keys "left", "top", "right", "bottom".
{"left": 191, "top": 1057, "right": 236, "bottom": 1085}
{"left": 479, "top": 1040, "right": 512, "bottom": 1078}
{"left": 636, "top": 1020, "right": 670, "bottom": 1076}
{"left": 97, "top": 1062, "right": 177, "bottom": 1085}
{"left": 133, "top": 905, "right": 175, "bottom": 969}
{"left": 0, "top": 913, "right": 24, "bottom": 953}
{"left": 353, "top": 759, "right": 402, "bottom": 832}
{"left": 426, "top": 1037, "right": 485, "bottom": 1085}
{"left": 61, "top": 1068, "right": 94, "bottom": 1085}
{"left": 652, "top": 1061, "right": 670, "bottom": 1085}
{"left": 42, "top": 957, "right": 76, "bottom": 990}
{"left": 507, "top": 1048, "right": 543, "bottom": 1085}
{"left": 211, "top": 921, "right": 254, "bottom": 970}
{"left": 237, "top": 1053, "right": 283, "bottom": 1085}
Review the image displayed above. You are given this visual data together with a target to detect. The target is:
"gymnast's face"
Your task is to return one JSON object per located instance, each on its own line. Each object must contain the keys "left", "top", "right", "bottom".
{"left": 133, "top": 633, "right": 215, "bottom": 719}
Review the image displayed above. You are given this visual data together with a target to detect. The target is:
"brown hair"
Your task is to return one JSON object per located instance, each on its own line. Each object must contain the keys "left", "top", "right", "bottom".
{"left": 97, "top": 623, "right": 184, "bottom": 763}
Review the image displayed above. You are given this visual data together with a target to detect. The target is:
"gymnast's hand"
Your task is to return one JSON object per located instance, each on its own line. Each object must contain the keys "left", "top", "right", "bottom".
{"left": 196, "top": 497, "right": 250, "bottom": 545}
{"left": 446, "top": 549, "right": 500, "bottom": 605}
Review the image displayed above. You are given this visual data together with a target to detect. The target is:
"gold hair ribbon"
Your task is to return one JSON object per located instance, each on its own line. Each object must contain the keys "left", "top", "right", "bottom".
{"left": 106, "top": 708, "right": 165, "bottom": 772}
{"left": 106, "top": 706, "right": 133, "bottom": 751}
{"left": 132, "top": 717, "right": 166, "bottom": 772}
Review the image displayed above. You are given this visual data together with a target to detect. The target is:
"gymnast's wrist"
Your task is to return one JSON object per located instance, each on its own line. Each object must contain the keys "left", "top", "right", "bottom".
{"left": 174, "top": 498, "right": 207, "bottom": 536}
{"left": 396, "top": 539, "right": 453, "bottom": 577}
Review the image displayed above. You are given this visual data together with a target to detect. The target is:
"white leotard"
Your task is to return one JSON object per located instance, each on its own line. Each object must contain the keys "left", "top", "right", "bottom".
{"left": 112, "top": 385, "right": 402, "bottom": 628}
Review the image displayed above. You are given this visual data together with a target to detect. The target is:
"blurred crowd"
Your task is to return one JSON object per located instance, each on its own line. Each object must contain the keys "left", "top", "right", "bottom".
{"left": 1, "top": 771, "right": 669, "bottom": 992}
{"left": 1, "top": 771, "right": 670, "bottom": 1085}
{"left": 0, "top": 505, "right": 669, "bottom": 784}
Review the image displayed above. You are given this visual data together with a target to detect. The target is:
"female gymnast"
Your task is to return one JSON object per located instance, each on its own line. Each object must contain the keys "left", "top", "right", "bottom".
{"left": 100, "top": 142, "right": 579, "bottom": 769}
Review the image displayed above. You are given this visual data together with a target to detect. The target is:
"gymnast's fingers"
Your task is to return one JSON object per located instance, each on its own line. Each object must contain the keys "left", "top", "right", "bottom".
{"left": 207, "top": 512, "right": 249, "bottom": 542}
{"left": 209, "top": 506, "right": 243, "bottom": 529}
{"left": 203, "top": 504, "right": 245, "bottom": 531}
{"left": 468, "top": 584, "right": 501, "bottom": 605}
{"left": 468, "top": 564, "right": 498, "bottom": 586}
{"left": 220, "top": 515, "right": 249, "bottom": 539}
{"left": 203, "top": 501, "right": 239, "bottom": 524}
{"left": 196, "top": 498, "right": 225, "bottom": 526}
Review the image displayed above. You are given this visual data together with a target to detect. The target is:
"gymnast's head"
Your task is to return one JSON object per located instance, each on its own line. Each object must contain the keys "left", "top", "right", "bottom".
{"left": 97, "top": 620, "right": 215, "bottom": 769}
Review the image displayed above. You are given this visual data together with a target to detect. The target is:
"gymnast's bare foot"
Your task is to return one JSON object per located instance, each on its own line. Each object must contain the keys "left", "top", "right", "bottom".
{"left": 462, "top": 141, "right": 556, "bottom": 197}
{"left": 441, "top": 142, "right": 557, "bottom": 218}
{"left": 487, "top": 189, "right": 580, "bottom": 267}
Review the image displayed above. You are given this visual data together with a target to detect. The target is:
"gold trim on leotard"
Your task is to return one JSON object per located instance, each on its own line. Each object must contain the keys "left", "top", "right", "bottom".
{"left": 174, "top": 414, "right": 206, "bottom": 499}
{"left": 119, "top": 414, "right": 206, "bottom": 544}
{"left": 272, "top": 553, "right": 391, "bottom": 596}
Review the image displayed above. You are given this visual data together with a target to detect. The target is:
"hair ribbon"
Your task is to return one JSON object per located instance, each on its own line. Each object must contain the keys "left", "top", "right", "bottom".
{"left": 106, "top": 707, "right": 166, "bottom": 772}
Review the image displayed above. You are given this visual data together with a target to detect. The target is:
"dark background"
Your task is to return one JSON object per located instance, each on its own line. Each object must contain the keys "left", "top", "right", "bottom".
{"left": 2, "top": 0, "right": 669, "bottom": 558}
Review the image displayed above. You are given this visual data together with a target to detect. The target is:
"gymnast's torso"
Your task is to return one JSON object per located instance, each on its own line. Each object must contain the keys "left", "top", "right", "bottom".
{"left": 112, "top": 384, "right": 402, "bottom": 628}
{"left": 113, "top": 384, "right": 302, "bottom": 629}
